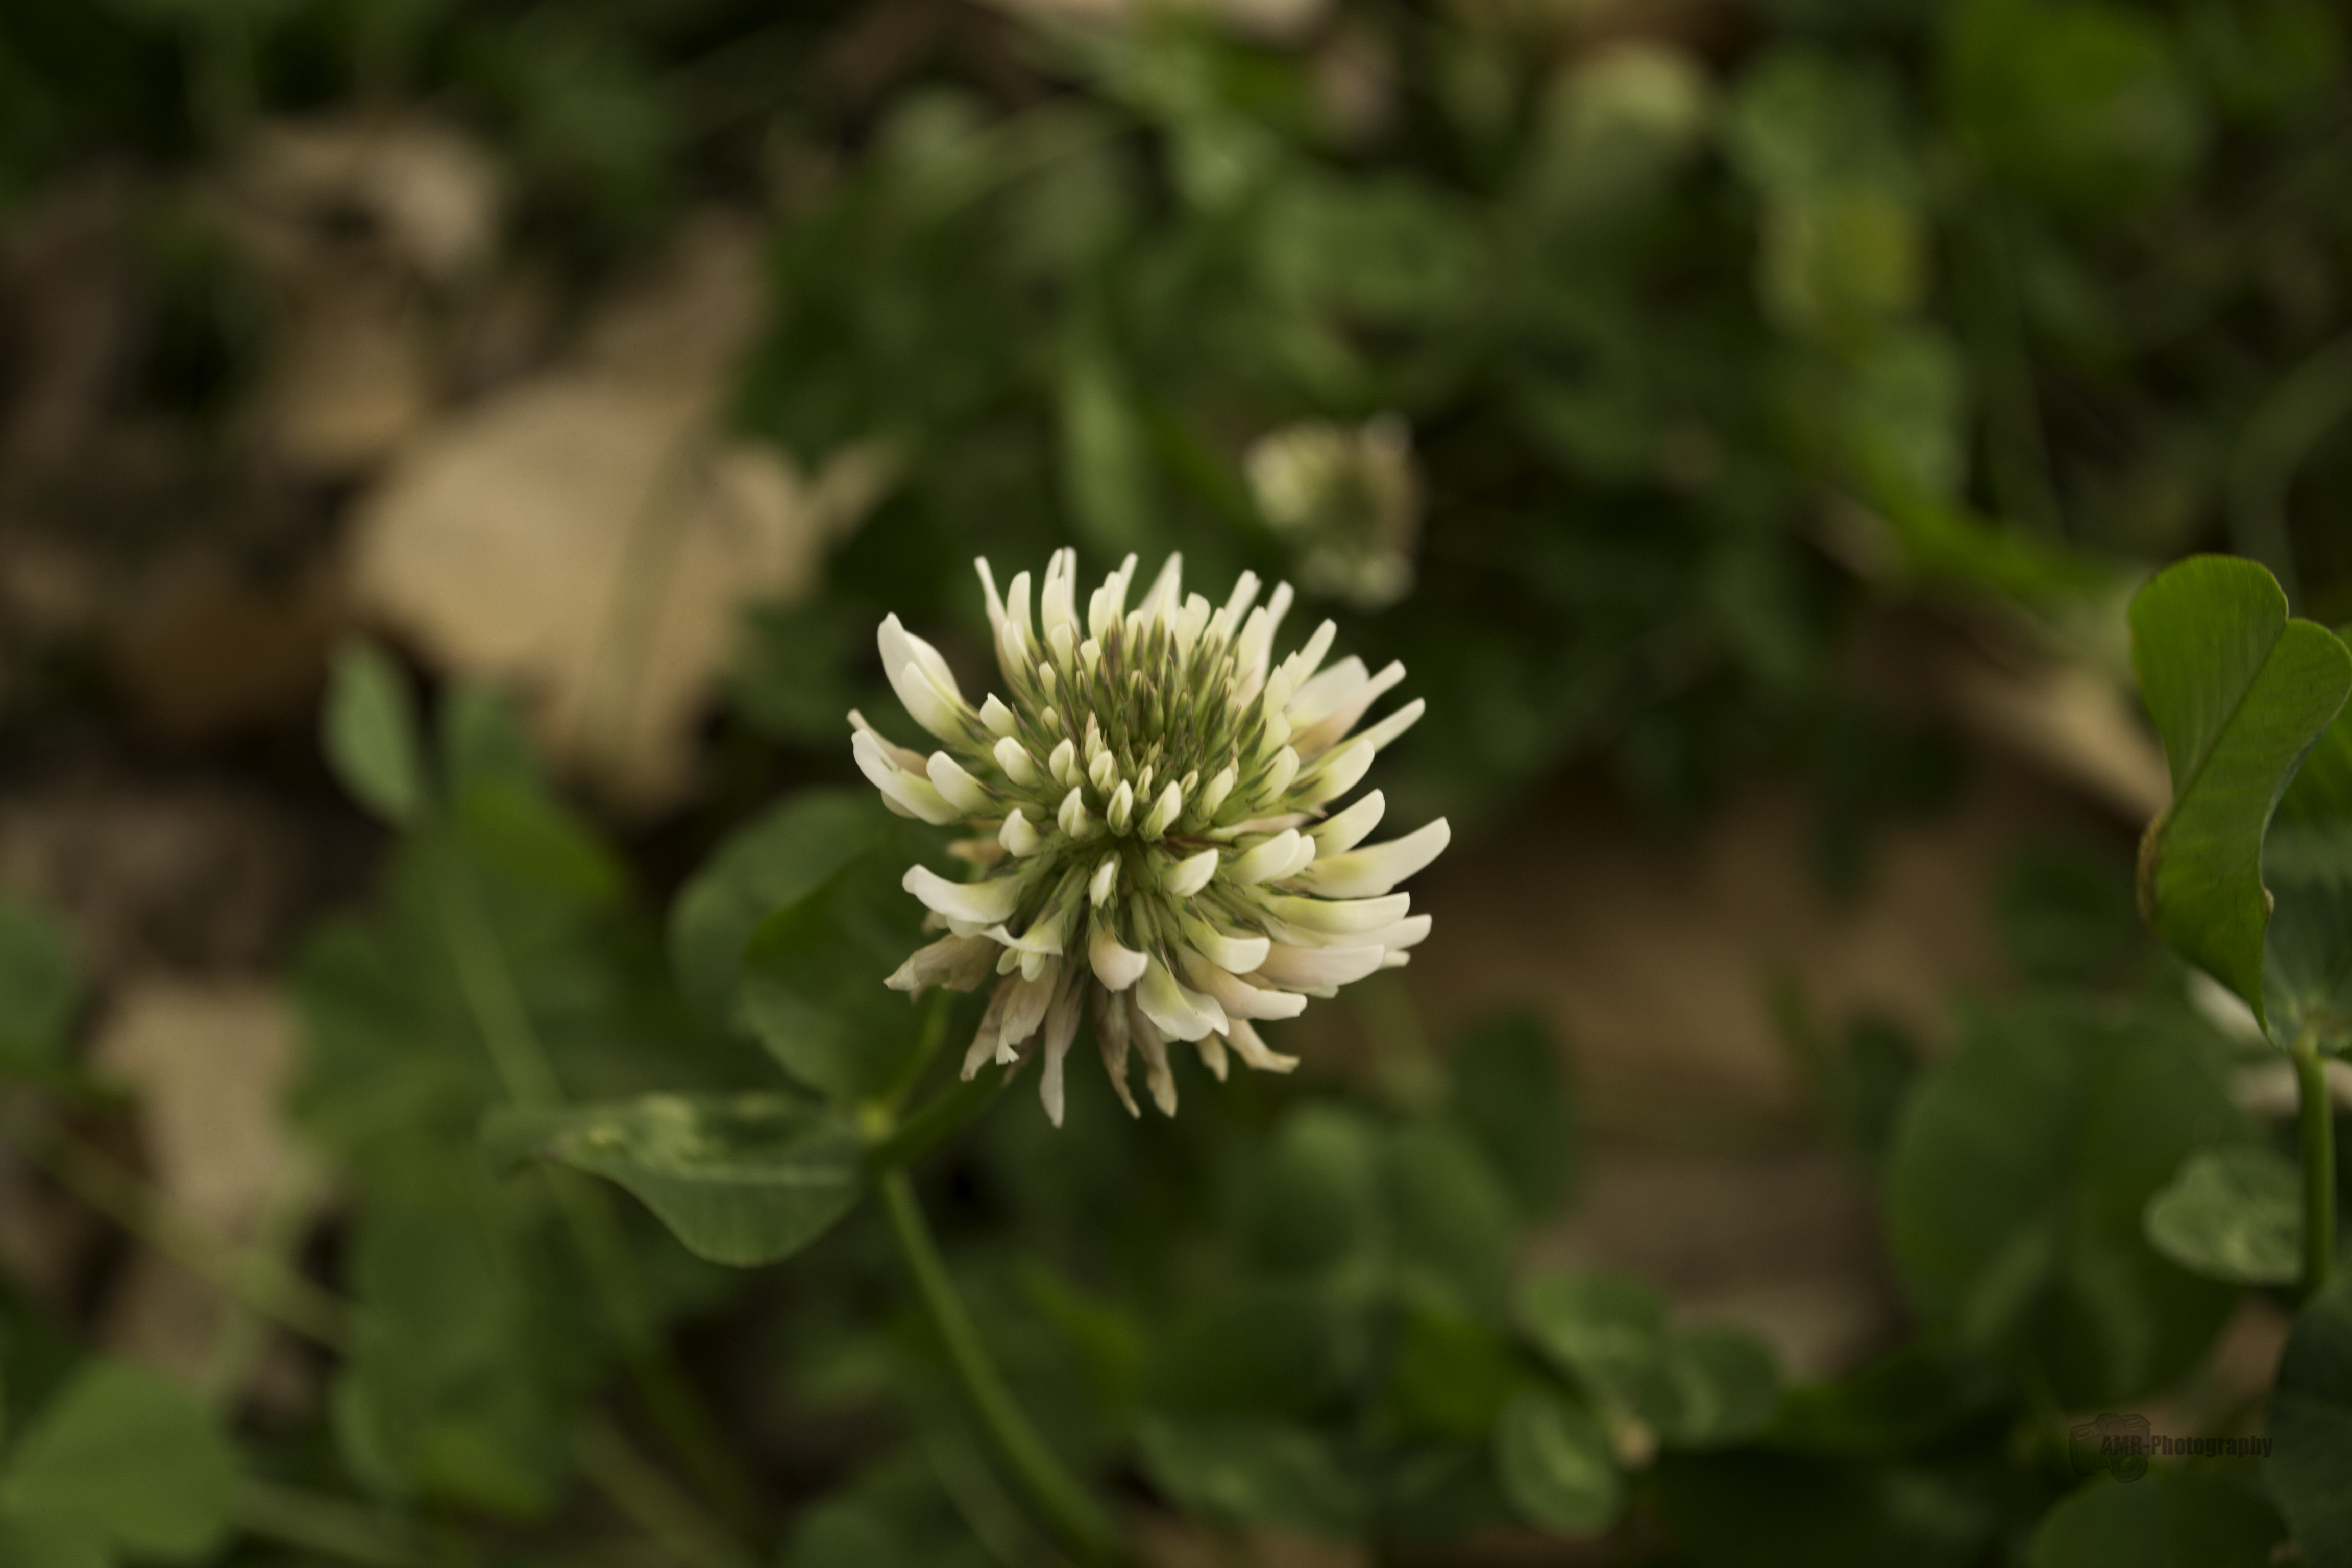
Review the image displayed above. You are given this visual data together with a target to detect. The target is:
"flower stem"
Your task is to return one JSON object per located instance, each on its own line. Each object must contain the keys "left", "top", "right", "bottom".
{"left": 436, "top": 867, "right": 755, "bottom": 1530}
{"left": 14, "top": 1116, "right": 350, "bottom": 1350}
{"left": 234, "top": 1479, "right": 425, "bottom": 1567}
{"left": 877, "top": 1167, "right": 1123, "bottom": 1566}
{"left": 2292, "top": 1029, "right": 2336, "bottom": 1299}
{"left": 865, "top": 1063, "right": 1006, "bottom": 1173}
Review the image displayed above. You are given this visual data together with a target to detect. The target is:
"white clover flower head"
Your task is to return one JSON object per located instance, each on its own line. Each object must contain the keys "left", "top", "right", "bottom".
{"left": 855, "top": 550, "right": 1449, "bottom": 1126}
{"left": 1245, "top": 415, "right": 1421, "bottom": 612}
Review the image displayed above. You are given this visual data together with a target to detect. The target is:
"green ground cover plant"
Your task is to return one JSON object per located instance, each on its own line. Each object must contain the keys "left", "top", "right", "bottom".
{"left": 5, "top": 1, "right": 2352, "bottom": 1564}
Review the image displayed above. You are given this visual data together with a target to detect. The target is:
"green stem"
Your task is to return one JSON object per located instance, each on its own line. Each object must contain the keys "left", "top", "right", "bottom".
{"left": 235, "top": 1480, "right": 425, "bottom": 1567}
{"left": 877, "top": 1168, "right": 1124, "bottom": 1567}
{"left": 19, "top": 1120, "right": 350, "bottom": 1350}
{"left": 204, "top": 1159, "right": 332, "bottom": 1403}
{"left": 435, "top": 868, "right": 756, "bottom": 1531}
{"left": 579, "top": 1415, "right": 740, "bottom": 1565}
{"left": 2292, "top": 1030, "right": 2336, "bottom": 1300}
{"left": 879, "top": 990, "right": 956, "bottom": 1115}
{"left": 866, "top": 1064, "right": 1007, "bottom": 1173}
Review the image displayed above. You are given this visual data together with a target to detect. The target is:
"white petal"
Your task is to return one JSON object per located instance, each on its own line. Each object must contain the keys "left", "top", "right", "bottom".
{"left": 1040, "top": 976, "right": 1084, "bottom": 1127}
{"left": 849, "top": 710, "right": 928, "bottom": 772}
{"left": 1292, "top": 819, "right": 1450, "bottom": 898}
{"left": 996, "top": 966, "right": 1057, "bottom": 1058}
{"left": 1002, "top": 571, "right": 1036, "bottom": 673}
{"left": 1141, "top": 780, "right": 1182, "bottom": 840}
{"left": 975, "top": 559, "right": 1007, "bottom": 643}
{"left": 1287, "top": 655, "right": 1367, "bottom": 727}
{"left": 1259, "top": 892, "right": 1410, "bottom": 935}
{"left": 1137, "top": 553, "right": 1183, "bottom": 625}
{"left": 1233, "top": 581, "right": 1293, "bottom": 701}
{"left": 1360, "top": 914, "right": 1433, "bottom": 951}
{"left": 1260, "top": 746, "right": 1300, "bottom": 802}
{"left": 879, "top": 614, "right": 964, "bottom": 703}
{"left": 1049, "top": 737, "right": 1079, "bottom": 788}
{"left": 1275, "top": 828, "right": 1317, "bottom": 882}
{"left": 1162, "top": 847, "right": 1218, "bottom": 897}
{"left": 997, "top": 809, "right": 1041, "bottom": 857}
{"left": 927, "top": 752, "right": 994, "bottom": 813}
{"left": 1223, "top": 1017, "right": 1299, "bottom": 1073}
{"left": 1310, "top": 790, "right": 1386, "bottom": 854}
{"left": 1221, "top": 570, "right": 1262, "bottom": 627}
{"left": 1180, "top": 949, "right": 1307, "bottom": 1020}
{"left": 1178, "top": 914, "right": 1270, "bottom": 974}
{"left": 979, "top": 694, "right": 1017, "bottom": 736}
{"left": 879, "top": 618, "right": 967, "bottom": 740}
{"left": 1058, "top": 787, "right": 1098, "bottom": 839}
{"left": 1220, "top": 813, "right": 1311, "bottom": 837}
{"left": 1095, "top": 987, "right": 1139, "bottom": 1117}
{"left": 854, "top": 731, "right": 962, "bottom": 825}
{"left": 1090, "top": 855, "right": 1119, "bottom": 906}
{"left": 1295, "top": 737, "right": 1374, "bottom": 808}
{"left": 1291, "top": 661, "right": 1404, "bottom": 757}
{"left": 1088, "top": 919, "right": 1149, "bottom": 991}
{"left": 1227, "top": 829, "right": 1304, "bottom": 885}
{"left": 962, "top": 981, "right": 1013, "bottom": 1078}
{"left": 994, "top": 736, "right": 1039, "bottom": 786}
{"left": 981, "top": 908, "right": 1068, "bottom": 957}
{"left": 1174, "top": 594, "right": 1212, "bottom": 659}
{"left": 1194, "top": 1031, "right": 1229, "bottom": 1082}
{"left": 1256, "top": 942, "right": 1384, "bottom": 988}
{"left": 1088, "top": 554, "right": 1138, "bottom": 641}
{"left": 1041, "top": 549, "right": 1077, "bottom": 643}
{"left": 1137, "top": 958, "right": 1226, "bottom": 1042}
{"left": 894, "top": 664, "right": 967, "bottom": 742}
{"left": 1131, "top": 1002, "right": 1178, "bottom": 1116}
{"left": 1199, "top": 765, "right": 1237, "bottom": 819}
{"left": 904, "top": 864, "right": 1024, "bottom": 926}
{"left": 1356, "top": 697, "right": 1426, "bottom": 754}
{"left": 1106, "top": 779, "right": 1135, "bottom": 832}
{"left": 1283, "top": 620, "right": 1337, "bottom": 689}
{"left": 886, "top": 934, "right": 998, "bottom": 993}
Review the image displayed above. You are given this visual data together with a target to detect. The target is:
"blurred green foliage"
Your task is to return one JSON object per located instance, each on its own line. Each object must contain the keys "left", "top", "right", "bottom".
{"left": 7, "top": 1, "right": 2352, "bottom": 1565}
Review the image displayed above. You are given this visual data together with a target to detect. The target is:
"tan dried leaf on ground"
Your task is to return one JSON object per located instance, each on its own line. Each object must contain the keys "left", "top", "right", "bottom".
{"left": 350, "top": 217, "right": 894, "bottom": 809}
{"left": 219, "top": 114, "right": 503, "bottom": 472}
{"left": 230, "top": 114, "right": 501, "bottom": 282}
{"left": 261, "top": 268, "right": 438, "bottom": 473}
{"left": 91, "top": 979, "right": 311, "bottom": 1385}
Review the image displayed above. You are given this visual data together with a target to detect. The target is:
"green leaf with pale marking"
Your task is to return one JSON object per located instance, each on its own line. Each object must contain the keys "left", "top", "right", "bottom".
{"left": 2143, "top": 1144, "right": 2304, "bottom": 1286}
{"left": 1516, "top": 1272, "right": 1783, "bottom": 1448}
{"left": 323, "top": 640, "right": 426, "bottom": 826}
{"left": 486, "top": 1093, "right": 866, "bottom": 1267}
{"left": 2028, "top": 1471, "right": 2284, "bottom": 1568}
{"left": 2130, "top": 557, "right": 2352, "bottom": 1031}
{"left": 0, "top": 1360, "right": 237, "bottom": 1562}
{"left": 1492, "top": 1389, "right": 1622, "bottom": 1537}
{"left": 1135, "top": 1414, "right": 1368, "bottom": 1537}
{"left": 2271, "top": 1279, "right": 2352, "bottom": 1568}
